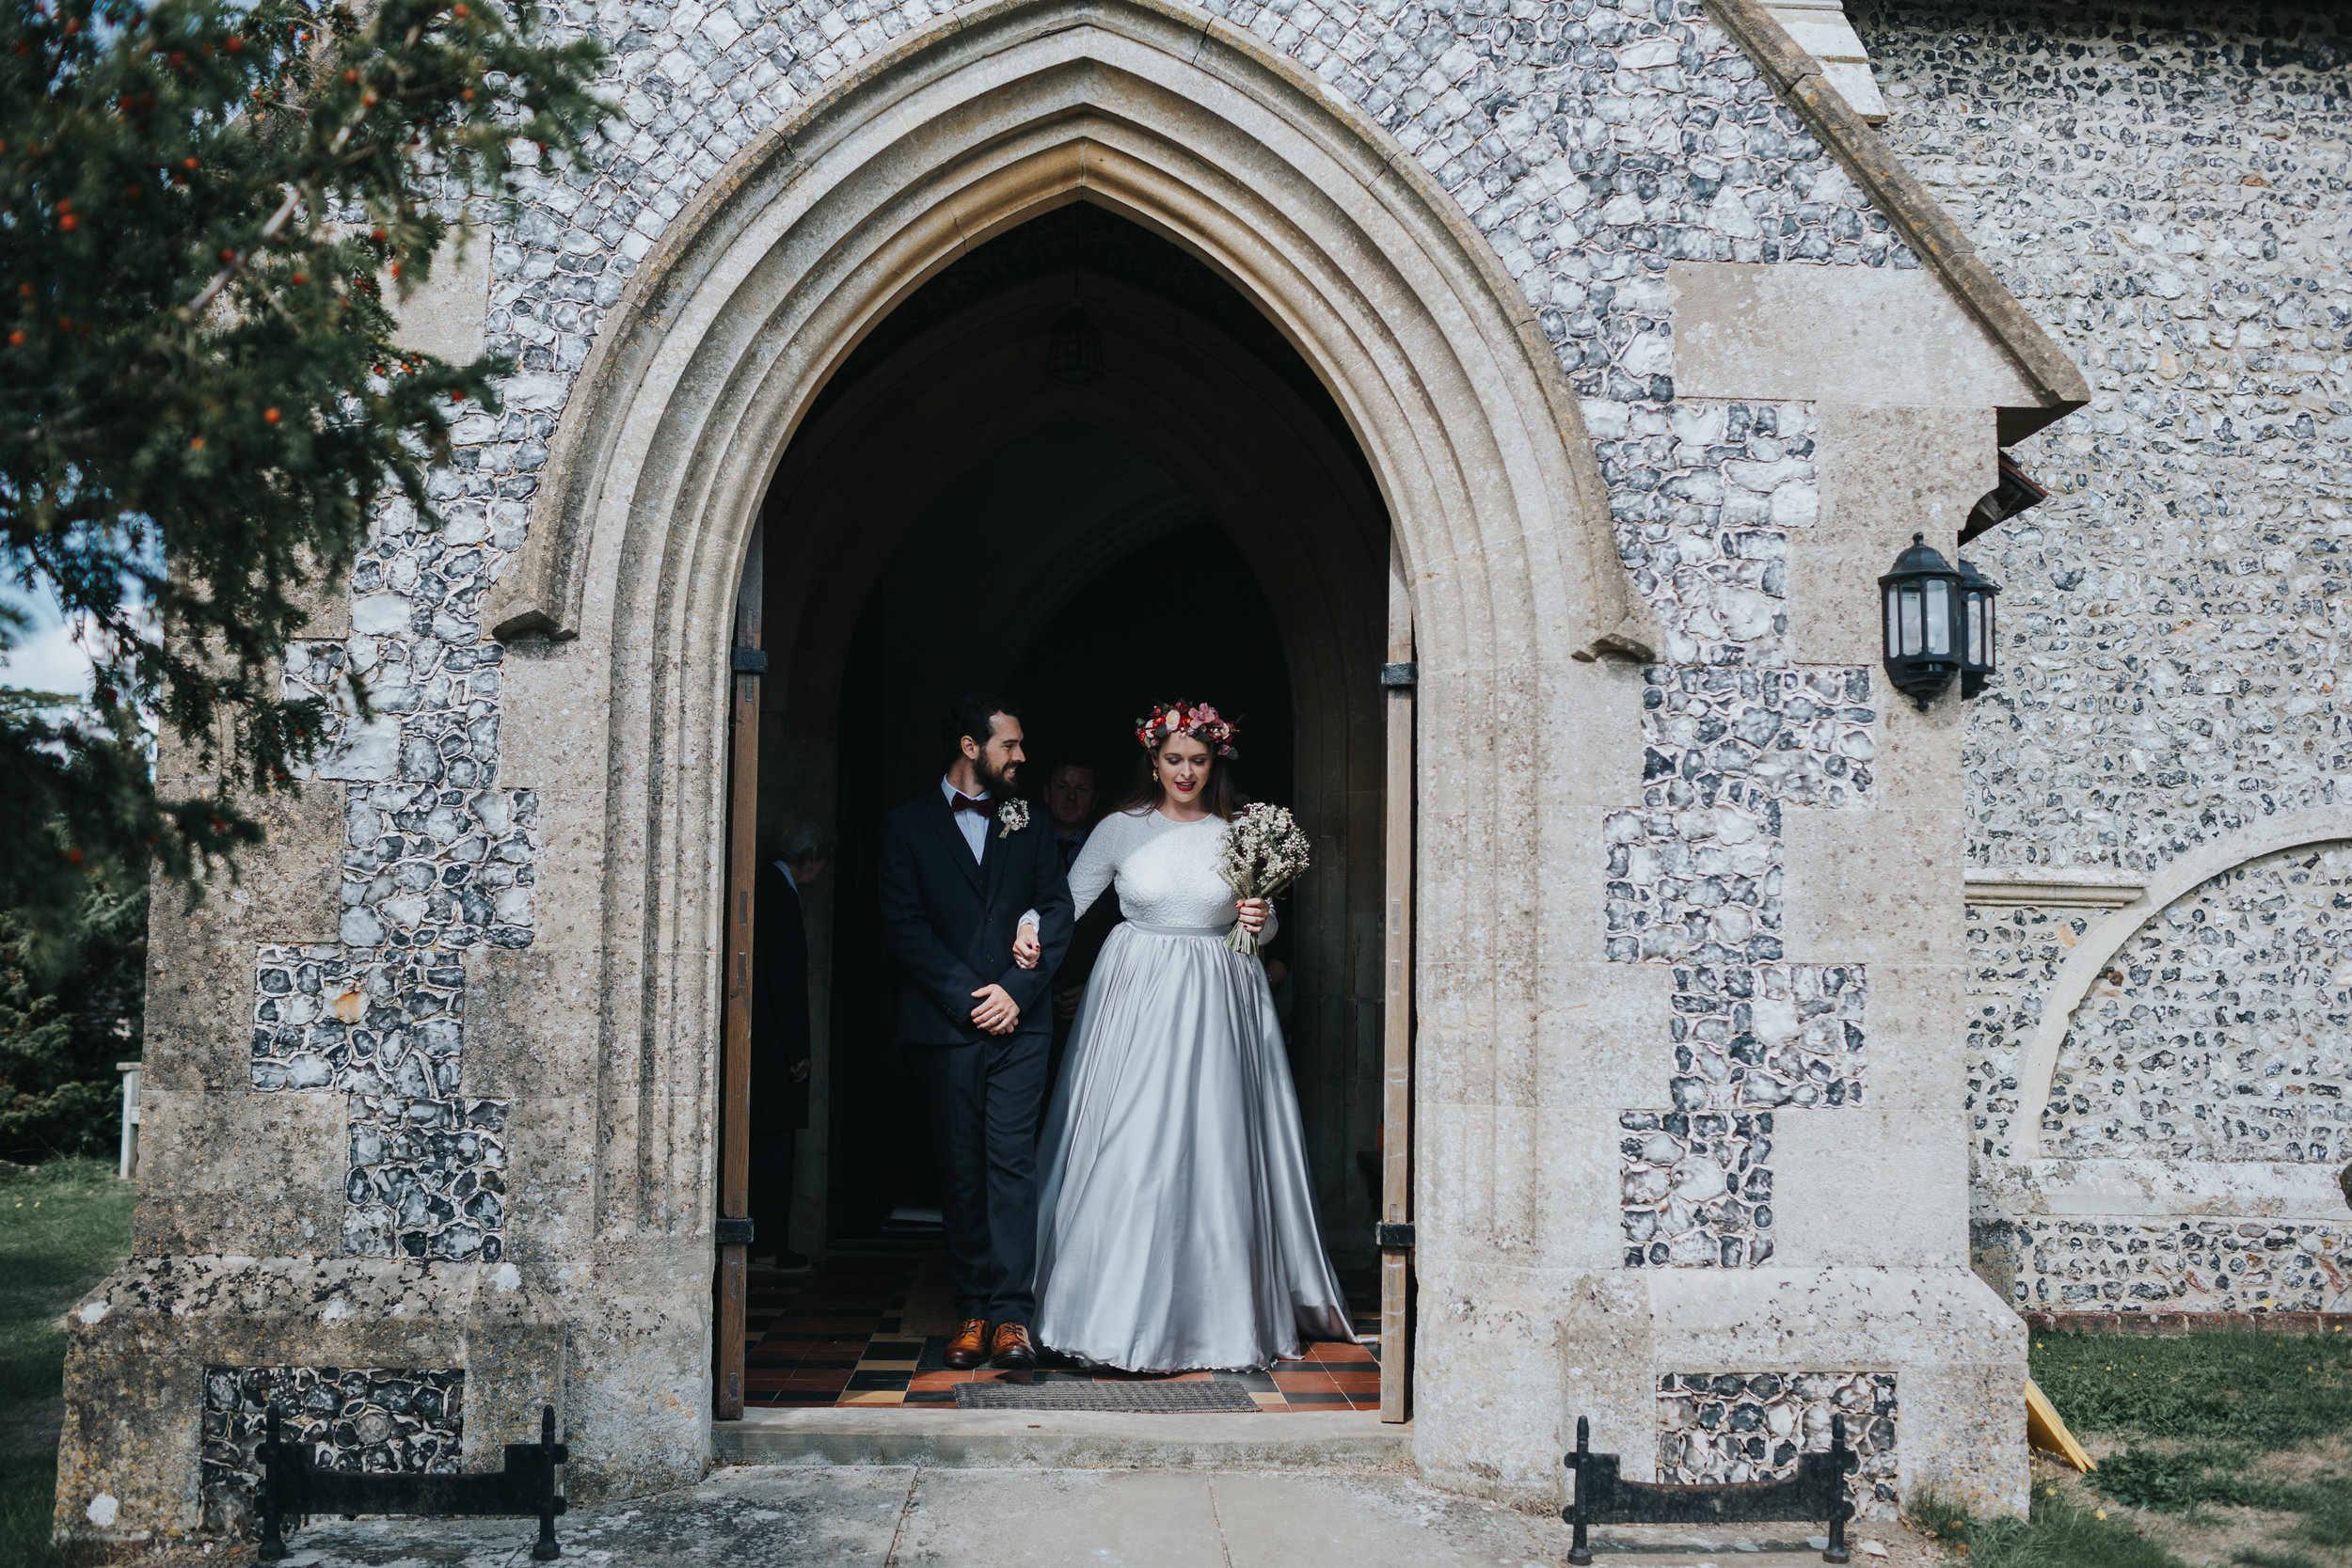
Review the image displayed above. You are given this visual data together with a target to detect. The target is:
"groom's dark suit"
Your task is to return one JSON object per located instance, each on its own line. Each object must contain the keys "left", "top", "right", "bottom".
{"left": 878, "top": 785, "right": 1073, "bottom": 1324}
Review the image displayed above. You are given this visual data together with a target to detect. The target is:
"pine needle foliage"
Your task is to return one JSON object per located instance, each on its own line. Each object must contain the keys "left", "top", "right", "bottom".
{"left": 0, "top": 866, "right": 143, "bottom": 1161}
{"left": 0, "top": 0, "right": 606, "bottom": 942}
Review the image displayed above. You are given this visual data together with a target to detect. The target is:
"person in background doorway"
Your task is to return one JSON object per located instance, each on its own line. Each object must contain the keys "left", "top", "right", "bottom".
{"left": 1044, "top": 759, "right": 1100, "bottom": 870}
{"left": 751, "top": 817, "right": 831, "bottom": 1273}
{"left": 1042, "top": 759, "right": 1106, "bottom": 1116}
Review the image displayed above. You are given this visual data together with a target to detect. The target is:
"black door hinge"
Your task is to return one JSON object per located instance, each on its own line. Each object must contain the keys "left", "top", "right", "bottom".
{"left": 715, "top": 1216, "right": 755, "bottom": 1247}
{"left": 731, "top": 647, "right": 769, "bottom": 674}
{"left": 1380, "top": 662, "right": 1416, "bottom": 688}
{"left": 1375, "top": 1222, "right": 1414, "bottom": 1249}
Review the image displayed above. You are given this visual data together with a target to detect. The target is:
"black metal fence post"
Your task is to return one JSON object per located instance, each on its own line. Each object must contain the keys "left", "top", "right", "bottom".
{"left": 532, "top": 1404, "right": 563, "bottom": 1561}
{"left": 1565, "top": 1416, "right": 1595, "bottom": 1565}
{"left": 256, "top": 1403, "right": 290, "bottom": 1562}
{"left": 1824, "top": 1414, "right": 1856, "bottom": 1565}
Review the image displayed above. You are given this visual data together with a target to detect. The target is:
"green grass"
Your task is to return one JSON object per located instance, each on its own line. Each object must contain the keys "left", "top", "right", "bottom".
{"left": 1982, "top": 1331, "right": 2352, "bottom": 1568}
{"left": 2293, "top": 1479, "right": 2352, "bottom": 1549}
{"left": 2032, "top": 1329, "right": 2352, "bottom": 1449}
{"left": 2090, "top": 1446, "right": 2321, "bottom": 1514}
{"left": 1910, "top": 1487, "right": 2193, "bottom": 1568}
{"left": 0, "top": 1159, "right": 135, "bottom": 1407}
{"left": 0, "top": 1157, "right": 135, "bottom": 1568}
{"left": 2233, "top": 1551, "right": 2330, "bottom": 1568}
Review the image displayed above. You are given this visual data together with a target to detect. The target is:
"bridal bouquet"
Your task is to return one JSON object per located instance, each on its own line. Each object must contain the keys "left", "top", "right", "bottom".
{"left": 1217, "top": 803, "right": 1311, "bottom": 956}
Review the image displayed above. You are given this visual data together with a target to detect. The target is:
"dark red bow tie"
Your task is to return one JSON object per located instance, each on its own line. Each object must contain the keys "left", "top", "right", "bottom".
{"left": 951, "top": 795, "right": 993, "bottom": 815}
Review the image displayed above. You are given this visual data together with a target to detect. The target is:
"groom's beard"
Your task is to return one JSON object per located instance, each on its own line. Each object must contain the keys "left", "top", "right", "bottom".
{"left": 977, "top": 758, "right": 1019, "bottom": 797}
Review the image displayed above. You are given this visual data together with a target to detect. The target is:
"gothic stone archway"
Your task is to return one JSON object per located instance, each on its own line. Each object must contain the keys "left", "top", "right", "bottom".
{"left": 462, "top": 0, "right": 1647, "bottom": 1499}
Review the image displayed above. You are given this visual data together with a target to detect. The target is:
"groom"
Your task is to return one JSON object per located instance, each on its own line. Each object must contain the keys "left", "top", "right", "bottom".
{"left": 878, "top": 693, "right": 1074, "bottom": 1370}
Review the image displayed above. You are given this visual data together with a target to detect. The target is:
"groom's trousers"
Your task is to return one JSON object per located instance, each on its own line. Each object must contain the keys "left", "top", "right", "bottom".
{"left": 908, "top": 1029, "right": 1050, "bottom": 1323}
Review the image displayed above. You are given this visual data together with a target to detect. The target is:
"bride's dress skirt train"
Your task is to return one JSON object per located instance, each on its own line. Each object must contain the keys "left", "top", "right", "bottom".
{"left": 1032, "top": 921, "right": 1354, "bottom": 1372}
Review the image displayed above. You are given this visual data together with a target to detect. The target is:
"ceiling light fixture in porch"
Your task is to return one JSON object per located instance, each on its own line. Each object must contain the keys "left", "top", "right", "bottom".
{"left": 1046, "top": 268, "right": 1104, "bottom": 384}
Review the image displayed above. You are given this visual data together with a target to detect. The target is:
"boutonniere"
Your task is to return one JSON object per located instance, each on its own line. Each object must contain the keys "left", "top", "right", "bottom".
{"left": 997, "top": 799, "right": 1030, "bottom": 839}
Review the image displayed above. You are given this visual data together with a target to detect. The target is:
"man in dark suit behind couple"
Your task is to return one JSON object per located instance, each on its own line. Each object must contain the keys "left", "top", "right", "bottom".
{"left": 877, "top": 693, "right": 1075, "bottom": 1370}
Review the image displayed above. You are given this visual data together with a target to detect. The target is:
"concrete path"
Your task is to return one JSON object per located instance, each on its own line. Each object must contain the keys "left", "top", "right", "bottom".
{"left": 246, "top": 1465, "right": 1936, "bottom": 1568}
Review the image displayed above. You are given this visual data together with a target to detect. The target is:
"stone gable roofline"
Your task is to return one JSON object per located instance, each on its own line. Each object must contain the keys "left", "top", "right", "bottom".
{"left": 1705, "top": 0, "right": 2090, "bottom": 446}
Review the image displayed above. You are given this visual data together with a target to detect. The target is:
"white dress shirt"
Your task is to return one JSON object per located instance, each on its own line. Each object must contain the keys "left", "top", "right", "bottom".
{"left": 940, "top": 777, "right": 1039, "bottom": 933}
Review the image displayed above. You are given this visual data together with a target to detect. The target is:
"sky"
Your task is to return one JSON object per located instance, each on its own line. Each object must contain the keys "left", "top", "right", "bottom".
{"left": 0, "top": 587, "right": 100, "bottom": 702}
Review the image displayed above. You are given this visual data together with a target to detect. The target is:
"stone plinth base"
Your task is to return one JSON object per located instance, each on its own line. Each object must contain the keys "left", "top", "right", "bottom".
{"left": 1410, "top": 1264, "right": 2026, "bottom": 1520}
{"left": 53, "top": 1255, "right": 574, "bottom": 1544}
{"left": 1568, "top": 1268, "right": 2026, "bottom": 1519}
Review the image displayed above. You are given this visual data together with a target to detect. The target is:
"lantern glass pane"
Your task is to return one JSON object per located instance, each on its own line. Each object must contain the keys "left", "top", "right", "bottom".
{"left": 1924, "top": 578, "right": 1952, "bottom": 656}
{"left": 1884, "top": 585, "right": 1901, "bottom": 657}
{"left": 1964, "top": 594, "right": 1985, "bottom": 666}
{"left": 1897, "top": 584, "right": 1922, "bottom": 656}
{"left": 1985, "top": 592, "right": 1996, "bottom": 668}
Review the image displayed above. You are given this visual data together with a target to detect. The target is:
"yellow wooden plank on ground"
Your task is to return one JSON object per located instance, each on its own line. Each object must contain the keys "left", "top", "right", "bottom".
{"left": 2026, "top": 1377, "right": 2096, "bottom": 1472}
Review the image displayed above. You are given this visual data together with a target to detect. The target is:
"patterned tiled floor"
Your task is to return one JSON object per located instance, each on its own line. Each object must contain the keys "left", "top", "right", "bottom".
{"left": 743, "top": 1250, "right": 1383, "bottom": 1409}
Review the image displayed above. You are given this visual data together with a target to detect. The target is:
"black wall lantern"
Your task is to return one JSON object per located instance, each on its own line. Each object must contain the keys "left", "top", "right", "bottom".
{"left": 1879, "top": 532, "right": 1963, "bottom": 705}
{"left": 1955, "top": 555, "right": 2001, "bottom": 699}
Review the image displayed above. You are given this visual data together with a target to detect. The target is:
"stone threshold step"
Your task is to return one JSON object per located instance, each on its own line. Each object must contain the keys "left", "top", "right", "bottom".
{"left": 711, "top": 1408, "right": 1412, "bottom": 1469}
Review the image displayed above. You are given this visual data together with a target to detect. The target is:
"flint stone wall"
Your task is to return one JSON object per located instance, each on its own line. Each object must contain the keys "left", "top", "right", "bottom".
{"left": 199, "top": 1368, "right": 464, "bottom": 1540}
{"left": 1655, "top": 1370, "right": 1899, "bottom": 1519}
{"left": 1859, "top": 0, "right": 2352, "bottom": 1311}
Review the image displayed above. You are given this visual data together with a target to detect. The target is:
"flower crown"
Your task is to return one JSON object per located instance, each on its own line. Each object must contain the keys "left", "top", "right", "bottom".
{"left": 1136, "top": 700, "right": 1238, "bottom": 759}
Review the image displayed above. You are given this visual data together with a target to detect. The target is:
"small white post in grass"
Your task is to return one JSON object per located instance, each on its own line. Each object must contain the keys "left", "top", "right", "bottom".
{"left": 117, "top": 1061, "right": 142, "bottom": 1181}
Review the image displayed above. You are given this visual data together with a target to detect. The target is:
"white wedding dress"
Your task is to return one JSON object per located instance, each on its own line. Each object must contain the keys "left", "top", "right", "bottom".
{"left": 1032, "top": 806, "right": 1354, "bottom": 1371}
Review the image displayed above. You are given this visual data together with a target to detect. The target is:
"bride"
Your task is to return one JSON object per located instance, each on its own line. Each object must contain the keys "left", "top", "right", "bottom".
{"left": 1017, "top": 701, "right": 1353, "bottom": 1372}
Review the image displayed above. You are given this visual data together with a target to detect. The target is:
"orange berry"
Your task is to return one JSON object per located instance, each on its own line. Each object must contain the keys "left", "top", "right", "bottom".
{"left": 263, "top": 407, "right": 280, "bottom": 423}
{"left": 58, "top": 214, "right": 74, "bottom": 231}
{"left": 189, "top": 436, "right": 203, "bottom": 450}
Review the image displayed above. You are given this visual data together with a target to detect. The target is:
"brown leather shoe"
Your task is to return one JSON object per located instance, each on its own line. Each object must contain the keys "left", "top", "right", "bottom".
{"left": 946, "top": 1318, "right": 993, "bottom": 1370}
{"left": 990, "top": 1321, "right": 1037, "bottom": 1370}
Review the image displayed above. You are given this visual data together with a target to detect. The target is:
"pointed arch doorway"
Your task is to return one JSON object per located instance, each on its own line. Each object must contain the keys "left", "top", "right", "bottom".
{"left": 485, "top": 0, "right": 1638, "bottom": 1477}
{"left": 710, "top": 201, "right": 1419, "bottom": 1418}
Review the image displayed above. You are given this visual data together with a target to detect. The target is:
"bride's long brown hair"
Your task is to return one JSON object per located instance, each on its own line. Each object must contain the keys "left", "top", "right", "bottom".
{"left": 1112, "top": 734, "right": 1238, "bottom": 823}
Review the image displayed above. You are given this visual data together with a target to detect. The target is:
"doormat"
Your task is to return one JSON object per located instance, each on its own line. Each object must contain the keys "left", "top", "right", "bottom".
{"left": 954, "top": 1381, "right": 1262, "bottom": 1412}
